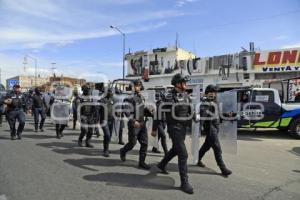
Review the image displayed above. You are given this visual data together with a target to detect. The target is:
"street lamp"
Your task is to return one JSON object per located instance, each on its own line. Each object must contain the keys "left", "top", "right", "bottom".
{"left": 110, "top": 25, "right": 126, "bottom": 82}
{"left": 50, "top": 62, "right": 56, "bottom": 76}
{"left": 24, "top": 55, "right": 38, "bottom": 87}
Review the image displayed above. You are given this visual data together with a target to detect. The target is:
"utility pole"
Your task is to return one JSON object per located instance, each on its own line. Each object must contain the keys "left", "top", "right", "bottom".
{"left": 110, "top": 25, "right": 126, "bottom": 84}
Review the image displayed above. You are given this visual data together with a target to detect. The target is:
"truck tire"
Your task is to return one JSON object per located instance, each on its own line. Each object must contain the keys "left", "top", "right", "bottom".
{"left": 289, "top": 118, "right": 300, "bottom": 139}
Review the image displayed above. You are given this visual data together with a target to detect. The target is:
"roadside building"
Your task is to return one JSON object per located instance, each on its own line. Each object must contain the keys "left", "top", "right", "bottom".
{"left": 125, "top": 45, "right": 300, "bottom": 92}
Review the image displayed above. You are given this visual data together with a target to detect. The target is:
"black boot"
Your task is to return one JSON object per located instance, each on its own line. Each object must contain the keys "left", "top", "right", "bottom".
{"left": 11, "top": 135, "right": 17, "bottom": 140}
{"left": 152, "top": 147, "right": 161, "bottom": 154}
{"left": 157, "top": 163, "right": 169, "bottom": 174}
{"left": 56, "top": 130, "right": 61, "bottom": 139}
{"left": 35, "top": 124, "right": 38, "bottom": 133}
{"left": 139, "top": 154, "right": 150, "bottom": 170}
{"left": 17, "top": 133, "right": 22, "bottom": 140}
{"left": 120, "top": 149, "right": 126, "bottom": 162}
{"left": 220, "top": 167, "right": 232, "bottom": 176}
{"left": 139, "top": 162, "right": 151, "bottom": 170}
{"left": 197, "top": 160, "right": 206, "bottom": 168}
{"left": 86, "top": 140, "right": 94, "bottom": 148}
{"left": 180, "top": 182, "right": 194, "bottom": 194}
{"left": 78, "top": 140, "right": 83, "bottom": 147}
{"left": 103, "top": 143, "right": 110, "bottom": 157}
{"left": 103, "top": 150, "right": 109, "bottom": 157}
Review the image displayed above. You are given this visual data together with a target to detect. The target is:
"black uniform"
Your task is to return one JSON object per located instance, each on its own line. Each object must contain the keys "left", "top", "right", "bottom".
{"left": 78, "top": 96, "right": 99, "bottom": 147}
{"left": 0, "top": 92, "right": 6, "bottom": 126}
{"left": 31, "top": 92, "right": 47, "bottom": 131}
{"left": 98, "top": 96, "right": 112, "bottom": 156}
{"left": 51, "top": 97, "right": 70, "bottom": 139}
{"left": 4, "top": 91, "right": 27, "bottom": 139}
{"left": 196, "top": 84, "right": 232, "bottom": 176}
{"left": 157, "top": 88, "right": 192, "bottom": 187}
{"left": 72, "top": 95, "right": 80, "bottom": 129}
{"left": 197, "top": 98, "right": 232, "bottom": 175}
{"left": 120, "top": 91, "right": 152, "bottom": 168}
{"left": 109, "top": 97, "right": 124, "bottom": 145}
{"left": 152, "top": 99, "right": 168, "bottom": 154}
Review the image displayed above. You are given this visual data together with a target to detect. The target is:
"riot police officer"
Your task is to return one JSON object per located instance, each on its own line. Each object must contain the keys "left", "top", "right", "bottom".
{"left": 120, "top": 79, "right": 153, "bottom": 170}
{"left": 98, "top": 90, "right": 113, "bottom": 157}
{"left": 197, "top": 84, "right": 232, "bottom": 176}
{"left": 3, "top": 84, "right": 28, "bottom": 140}
{"left": 32, "top": 87, "right": 47, "bottom": 132}
{"left": 51, "top": 86, "right": 71, "bottom": 139}
{"left": 72, "top": 91, "right": 80, "bottom": 130}
{"left": 152, "top": 94, "right": 168, "bottom": 155}
{"left": 77, "top": 84, "right": 99, "bottom": 148}
{"left": 156, "top": 73, "right": 194, "bottom": 194}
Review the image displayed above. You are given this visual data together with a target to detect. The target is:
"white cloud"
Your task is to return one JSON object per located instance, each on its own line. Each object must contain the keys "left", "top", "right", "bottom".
{"left": 282, "top": 42, "right": 300, "bottom": 49}
{"left": 0, "top": 0, "right": 183, "bottom": 50}
{"left": 175, "top": 0, "right": 198, "bottom": 8}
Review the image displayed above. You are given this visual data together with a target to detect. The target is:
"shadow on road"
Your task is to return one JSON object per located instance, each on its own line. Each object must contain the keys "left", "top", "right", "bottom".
{"left": 64, "top": 157, "right": 145, "bottom": 171}
{"left": 37, "top": 141, "right": 106, "bottom": 157}
{"left": 0, "top": 136, "right": 11, "bottom": 140}
{"left": 63, "top": 157, "right": 220, "bottom": 176}
{"left": 23, "top": 134, "right": 56, "bottom": 139}
{"left": 83, "top": 170, "right": 176, "bottom": 191}
{"left": 290, "top": 147, "right": 300, "bottom": 157}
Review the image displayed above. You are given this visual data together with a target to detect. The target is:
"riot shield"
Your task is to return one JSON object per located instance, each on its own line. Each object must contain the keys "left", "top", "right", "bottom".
{"left": 111, "top": 94, "right": 127, "bottom": 142}
{"left": 141, "top": 90, "right": 158, "bottom": 149}
{"left": 217, "top": 91, "right": 237, "bottom": 154}
{"left": 51, "top": 87, "right": 72, "bottom": 124}
{"left": 191, "top": 85, "right": 201, "bottom": 164}
{"left": 51, "top": 101, "right": 71, "bottom": 125}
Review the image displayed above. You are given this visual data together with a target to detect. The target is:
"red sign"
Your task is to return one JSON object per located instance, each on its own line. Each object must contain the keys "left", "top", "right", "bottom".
{"left": 254, "top": 49, "right": 300, "bottom": 66}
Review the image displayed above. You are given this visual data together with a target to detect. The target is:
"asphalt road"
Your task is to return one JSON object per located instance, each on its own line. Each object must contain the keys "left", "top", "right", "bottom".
{"left": 0, "top": 116, "right": 299, "bottom": 200}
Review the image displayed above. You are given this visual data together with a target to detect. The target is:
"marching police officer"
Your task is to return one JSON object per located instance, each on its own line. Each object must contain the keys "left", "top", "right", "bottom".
{"left": 3, "top": 84, "right": 28, "bottom": 140}
{"left": 32, "top": 87, "right": 47, "bottom": 132}
{"left": 152, "top": 94, "right": 168, "bottom": 155}
{"left": 51, "top": 86, "right": 71, "bottom": 139}
{"left": 98, "top": 90, "right": 113, "bottom": 157}
{"left": 156, "top": 73, "right": 194, "bottom": 194}
{"left": 77, "top": 84, "right": 99, "bottom": 148}
{"left": 197, "top": 84, "right": 232, "bottom": 176}
{"left": 72, "top": 91, "right": 80, "bottom": 130}
{"left": 120, "top": 79, "right": 153, "bottom": 169}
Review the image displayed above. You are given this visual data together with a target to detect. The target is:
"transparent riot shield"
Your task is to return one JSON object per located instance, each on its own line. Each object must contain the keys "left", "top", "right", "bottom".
{"left": 51, "top": 86, "right": 72, "bottom": 124}
{"left": 141, "top": 90, "right": 158, "bottom": 149}
{"left": 111, "top": 94, "right": 127, "bottom": 142}
{"left": 191, "top": 85, "right": 201, "bottom": 164}
{"left": 217, "top": 91, "right": 237, "bottom": 154}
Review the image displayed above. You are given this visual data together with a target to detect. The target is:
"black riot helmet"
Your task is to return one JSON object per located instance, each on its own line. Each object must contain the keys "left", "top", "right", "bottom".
{"left": 35, "top": 87, "right": 41, "bottom": 94}
{"left": 106, "top": 88, "right": 113, "bottom": 98}
{"left": 171, "top": 73, "right": 190, "bottom": 86}
{"left": 205, "top": 84, "right": 219, "bottom": 94}
{"left": 82, "top": 84, "right": 91, "bottom": 96}
{"left": 129, "top": 79, "right": 144, "bottom": 91}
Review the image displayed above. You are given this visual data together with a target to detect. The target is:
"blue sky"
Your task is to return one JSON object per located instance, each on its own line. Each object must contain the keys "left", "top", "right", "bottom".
{"left": 0, "top": 0, "right": 299, "bottom": 84}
